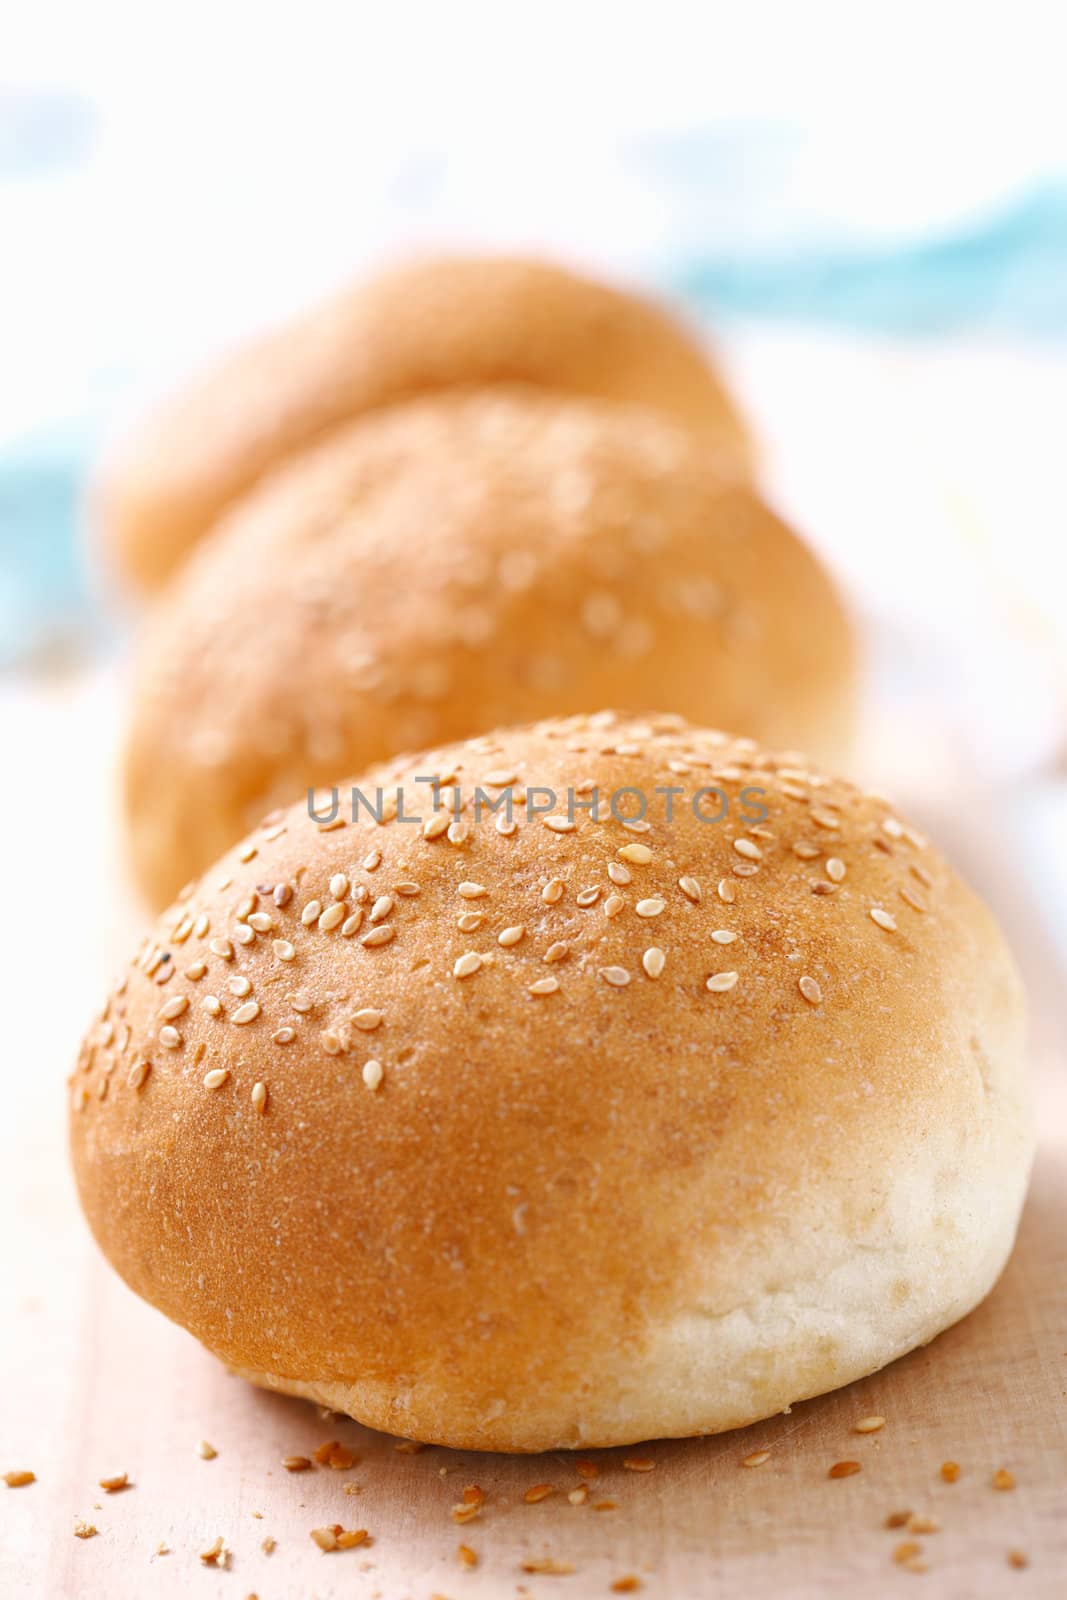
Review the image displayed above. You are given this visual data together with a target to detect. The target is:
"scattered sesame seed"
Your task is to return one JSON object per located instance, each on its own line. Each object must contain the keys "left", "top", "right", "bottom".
{"left": 741, "top": 1450, "right": 771, "bottom": 1468}
{"left": 330, "top": 874, "right": 350, "bottom": 899}
{"left": 423, "top": 812, "right": 450, "bottom": 840}
{"left": 232, "top": 1001, "right": 260, "bottom": 1025}
{"left": 907, "top": 1514, "right": 940, "bottom": 1534}
{"left": 524, "top": 1483, "right": 555, "bottom": 1503}
{"left": 854, "top": 1415, "right": 885, "bottom": 1433}
{"left": 611, "top": 1578, "right": 642, "bottom": 1594}
{"left": 159, "top": 1025, "right": 182, "bottom": 1050}
{"left": 454, "top": 952, "right": 483, "bottom": 979}
{"left": 251, "top": 1082, "right": 268, "bottom": 1113}
{"left": 160, "top": 995, "right": 189, "bottom": 1021}
{"left": 711, "top": 929, "right": 737, "bottom": 944}
{"left": 992, "top": 1468, "right": 1016, "bottom": 1491}
{"left": 203, "top": 995, "right": 222, "bottom": 1017}
{"left": 642, "top": 947, "right": 666, "bottom": 979}
{"left": 361, "top": 926, "right": 395, "bottom": 948}
{"left": 679, "top": 876, "right": 702, "bottom": 903}
{"left": 568, "top": 1486, "right": 588, "bottom": 1505}
{"left": 940, "top": 1461, "right": 960, "bottom": 1483}
{"left": 203, "top": 1069, "right": 230, "bottom": 1090}
{"left": 799, "top": 976, "right": 823, "bottom": 1005}
{"left": 184, "top": 960, "right": 207, "bottom": 980}
{"left": 458, "top": 882, "right": 488, "bottom": 899}
{"left": 341, "top": 912, "right": 364, "bottom": 937}
{"left": 1007, "top": 1550, "right": 1029, "bottom": 1569}
{"left": 892, "top": 1541, "right": 923, "bottom": 1567}
{"left": 99, "top": 1473, "right": 129, "bottom": 1493}
{"left": 826, "top": 857, "right": 847, "bottom": 882}
{"left": 900, "top": 886, "right": 928, "bottom": 913}
{"left": 273, "top": 939, "right": 296, "bottom": 961}
{"left": 828, "top": 1460, "right": 861, "bottom": 1478}
{"left": 623, "top": 1457, "right": 655, "bottom": 1472}
{"left": 717, "top": 877, "right": 735, "bottom": 903}
{"left": 362, "top": 1060, "right": 384, "bottom": 1091}
{"left": 545, "top": 816, "right": 576, "bottom": 833}
{"left": 3, "top": 1471, "right": 35, "bottom": 1488}
{"left": 318, "top": 902, "right": 346, "bottom": 932}
{"left": 272, "top": 1027, "right": 295, "bottom": 1045}
{"left": 498, "top": 925, "right": 525, "bottom": 947}
{"left": 209, "top": 938, "right": 233, "bottom": 961}
{"left": 197, "top": 1441, "right": 217, "bottom": 1460}
{"left": 542, "top": 878, "right": 565, "bottom": 904}
{"left": 793, "top": 842, "right": 820, "bottom": 860}
{"left": 544, "top": 941, "right": 569, "bottom": 964}
{"left": 363, "top": 849, "right": 382, "bottom": 870}
{"left": 733, "top": 838, "right": 762, "bottom": 860}
{"left": 248, "top": 912, "right": 273, "bottom": 933}
{"left": 811, "top": 810, "right": 840, "bottom": 831}
{"left": 885, "top": 1511, "right": 912, "bottom": 1529}
{"left": 528, "top": 977, "right": 560, "bottom": 996}
{"left": 353, "top": 1009, "right": 383, "bottom": 1031}
{"left": 273, "top": 883, "right": 293, "bottom": 908}
{"left": 608, "top": 861, "right": 631, "bottom": 885}
{"left": 234, "top": 923, "right": 255, "bottom": 946}
{"left": 618, "top": 843, "right": 652, "bottom": 864}
{"left": 282, "top": 1455, "right": 312, "bottom": 1472}
{"left": 706, "top": 971, "right": 739, "bottom": 992}
{"left": 599, "top": 966, "right": 631, "bottom": 987}
{"left": 635, "top": 897, "right": 666, "bottom": 918}
{"left": 604, "top": 894, "right": 625, "bottom": 918}
{"left": 369, "top": 895, "right": 394, "bottom": 923}
{"left": 522, "top": 1559, "right": 575, "bottom": 1576}
{"left": 228, "top": 975, "right": 252, "bottom": 997}
{"left": 301, "top": 900, "right": 322, "bottom": 926}
{"left": 395, "top": 882, "right": 420, "bottom": 897}
{"left": 483, "top": 769, "right": 517, "bottom": 787}
{"left": 870, "top": 908, "right": 898, "bottom": 932}
{"left": 127, "top": 1060, "right": 150, "bottom": 1092}
{"left": 576, "top": 887, "right": 601, "bottom": 907}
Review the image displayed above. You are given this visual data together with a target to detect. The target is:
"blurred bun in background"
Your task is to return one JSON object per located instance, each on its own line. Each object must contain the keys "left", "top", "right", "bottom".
{"left": 123, "top": 389, "right": 852, "bottom": 907}
{"left": 94, "top": 254, "right": 753, "bottom": 593}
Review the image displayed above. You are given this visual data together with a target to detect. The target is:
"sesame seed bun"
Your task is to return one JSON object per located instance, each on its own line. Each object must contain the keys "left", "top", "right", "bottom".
{"left": 72, "top": 712, "right": 1032, "bottom": 1453}
{"left": 94, "top": 254, "right": 753, "bottom": 593}
{"left": 123, "top": 387, "right": 854, "bottom": 908}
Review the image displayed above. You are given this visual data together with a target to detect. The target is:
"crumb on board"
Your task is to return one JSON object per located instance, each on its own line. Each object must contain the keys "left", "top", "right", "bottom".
{"left": 828, "top": 1460, "right": 862, "bottom": 1479}
{"left": 73, "top": 1519, "right": 98, "bottom": 1539}
{"left": 99, "top": 1473, "right": 130, "bottom": 1493}
{"left": 853, "top": 1416, "right": 886, "bottom": 1434}
{"left": 197, "top": 1440, "right": 218, "bottom": 1460}
{"left": 310, "top": 1525, "right": 368, "bottom": 1552}
{"left": 199, "top": 1536, "right": 229, "bottom": 1567}
{"left": 521, "top": 1557, "right": 576, "bottom": 1575}
{"left": 940, "top": 1461, "right": 961, "bottom": 1483}
{"left": 283, "top": 1454, "right": 313, "bottom": 1472}
{"left": 3, "top": 1471, "right": 35, "bottom": 1488}
{"left": 457, "top": 1544, "right": 478, "bottom": 1568}
{"left": 993, "top": 1468, "right": 1017, "bottom": 1491}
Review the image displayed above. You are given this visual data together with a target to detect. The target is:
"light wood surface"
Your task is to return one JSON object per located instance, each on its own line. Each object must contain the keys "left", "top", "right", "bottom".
{"left": 2, "top": 674, "right": 1065, "bottom": 1600}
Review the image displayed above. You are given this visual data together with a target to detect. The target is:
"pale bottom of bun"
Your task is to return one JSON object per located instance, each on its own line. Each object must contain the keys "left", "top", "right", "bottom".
{"left": 226, "top": 1163, "right": 1029, "bottom": 1454}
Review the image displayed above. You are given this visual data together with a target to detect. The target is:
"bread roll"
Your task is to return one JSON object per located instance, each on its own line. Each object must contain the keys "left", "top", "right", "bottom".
{"left": 72, "top": 712, "right": 1032, "bottom": 1452}
{"left": 95, "top": 254, "right": 753, "bottom": 591}
{"left": 123, "top": 387, "right": 853, "bottom": 907}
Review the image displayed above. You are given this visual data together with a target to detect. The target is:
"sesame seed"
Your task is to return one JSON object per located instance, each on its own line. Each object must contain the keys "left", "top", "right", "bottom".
{"left": 799, "top": 976, "right": 822, "bottom": 1004}
{"left": 623, "top": 1457, "right": 655, "bottom": 1473}
{"left": 159, "top": 1025, "right": 182, "bottom": 1050}
{"left": 679, "top": 877, "right": 702, "bottom": 903}
{"left": 273, "top": 883, "right": 293, "bottom": 908}
{"left": 483, "top": 769, "right": 517, "bottom": 787}
{"left": 741, "top": 1450, "right": 771, "bottom": 1468}
{"left": 992, "top": 1468, "right": 1016, "bottom": 1490}
{"left": 940, "top": 1461, "right": 960, "bottom": 1482}
{"left": 363, "top": 849, "right": 382, "bottom": 870}
{"left": 203, "top": 1069, "right": 230, "bottom": 1090}
{"left": 352, "top": 1009, "right": 383, "bottom": 1031}
{"left": 127, "top": 1060, "right": 150, "bottom": 1092}
{"left": 423, "top": 813, "right": 450, "bottom": 840}
{"left": 568, "top": 1487, "right": 588, "bottom": 1504}
{"left": 273, "top": 939, "right": 296, "bottom": 961}
{"left": 618, "top": 843, "right": 652, "bottom": 864}
{"left": 228, "top": 975, "right": 252, "bottom": 997}
{"left": 203, "top": 995, "right": 222, "bottom": 1017}
{"left": 524, "top": 1483, "right": 555, "bottom": 1503}
{"left": 599, "top": 966, "right": 631, "bottom": 987}
{"left": 544, "top": 941, "right": 569, "bottom": 964}
{"left": 711, "top": 929, "right": 737, "bottom": 944}
{"left": 826, "top": 857, "right": 846, "bottom": 882}
{"left": 282, "top": 1455, "right": 312, "bottom": 1472}
{"left": 457, "top": 912, "right": 483, "bottom": 933}
{"left": 498, "top": 925, "right": 525, "bottom": 947}
{"left": 733, "top": 838, "right": 762, "bottom": 860}
{"left": 793, "top": 842, "right": 820, "bottom": 859}
{"left": 496, "top": 816, "right": 517, "bottom": 836}
{"left": 395, "top": 882, "right": 420, "bottom": 897}
{"left": 184, "top": 960, "right": 207, "bottom": 980}
{"left": 232, "top": 1001, "right": 260, "bottom": 1025}
{"left": 98, "top": 1473, "right": 129, "bottom": 1493}
{"left": 642, "top": 948, "right": 666, "bottom": 979}
{"left": 234, "top": 924, "right": 254, "bottom": 946}
{"left": 454, "top": 952, "right": 483, "bottom": 979}
{"left": 318, "top": 902, "right": 346, "bottom": 932}
{"left": 604, "top": 893, "right": 625, "bottom": 918}
{"left": 608, "top": 861, "right": 631, "bottom": 885}
{"left": 544, "top": 815, "right": 576, "bottom": 833}
{"left": 289, "top": 992, "right": 313, "bottom": 1013}
{"left": 907, "top": 1514, "right": 939, "bottom": 1534}
{"left": 854, "top": 1415, "right": 885, "bottom": 1433}
{"left": 899, "top": 887, "right": 927, "bottom": 913}
{"left": 361, "top": 926, "right": 395, "bottom": 948}
{"left": 197, "top": 1440, "right": 217, "bottom": 1460}
{"left": 542, "top": 878, "right": 565, "bottom": 904}
{"left": 341, "top": 911, "right": 364, "bottom": 937}
{"left": 458, "top": 882, "right": 488, "bottom": 899}
{"left": 247, "top": 912, "right": 273, "bottom": 933}
{"left": 911, "top": 862, "right": 933, "bottom": 887}
{"left": 706, "top": 971, "right": 739, "bottom": 992}
{"left": 209, "top": 938, "right": 234, "bottom": 961}
{"left": 272, "top": 1027, "right": 295, "bottom": 1045}
{"left": 160, "top": 995, "right": 189, "bottom": 1021}
{"left": 870, "top": 907, "right": 898, "bottom": 932}
{"left": 251, "top": 1082, "right": 268, "bottom": 1112}
{"left": 528, "top": 977, "right": 559, "bottom": 995}
{"left": 362, "top": 1059, "right": 384, "bottom": 1091}
{"left": 301, "top": 900, "right": 322, "bottom": 926}
{"left": 828, "top": 1460, "right": 861, "bottom": 1479}
{"left": 330, "top": 874, "right": 349, "bottom": 899}
{"left": 635, "top": 898, "right": 665, "bottom": 918}
{"left": 576, "top": 887, "right": 601, "bottom": 907}
{"left": 717, "top": 878, "right": 735, "bottom": 903}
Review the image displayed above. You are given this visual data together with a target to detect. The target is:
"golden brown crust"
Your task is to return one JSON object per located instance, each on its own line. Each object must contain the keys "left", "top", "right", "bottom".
{"left": 73, "top": 712, "right": 1032, "bottom": 1451}
{"left": 94, "top": 255, "right": 753, "bottom": 591}
{"left": 123, "top": 387, "right": 853, "bottom": 907}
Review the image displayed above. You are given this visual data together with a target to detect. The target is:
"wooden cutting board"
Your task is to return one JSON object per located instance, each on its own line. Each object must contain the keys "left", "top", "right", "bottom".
{"left": 1, "top": 679, "right": 1065, "bottom": 1600}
